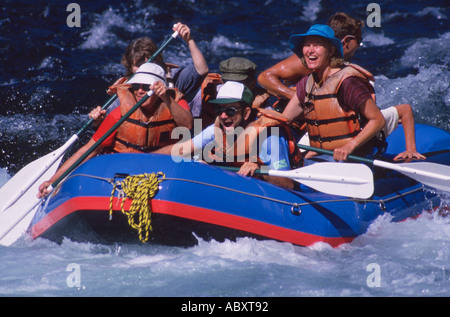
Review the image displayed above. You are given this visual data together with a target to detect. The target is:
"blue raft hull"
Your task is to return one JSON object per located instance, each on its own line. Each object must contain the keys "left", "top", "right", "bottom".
{"left": 30, "top": 124, "right": 450, "bottom": 247}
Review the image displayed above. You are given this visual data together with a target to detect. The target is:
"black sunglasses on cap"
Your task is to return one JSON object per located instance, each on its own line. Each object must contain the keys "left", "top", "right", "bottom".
{"left": 131, "top": 84, "right": 151, "bottom": 91}
{"left": 214, "top": 106, "right": 243, "bottom": 117}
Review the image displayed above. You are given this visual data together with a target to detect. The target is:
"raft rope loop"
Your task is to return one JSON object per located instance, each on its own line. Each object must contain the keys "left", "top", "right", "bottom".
{"left": 109, "top": 172, "right": 165, "bottom": 243}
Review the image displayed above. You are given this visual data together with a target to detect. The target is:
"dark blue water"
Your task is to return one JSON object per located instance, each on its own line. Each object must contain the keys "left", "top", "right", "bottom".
{"left": 0, "top": 0, "right": 449, "bottom": 297}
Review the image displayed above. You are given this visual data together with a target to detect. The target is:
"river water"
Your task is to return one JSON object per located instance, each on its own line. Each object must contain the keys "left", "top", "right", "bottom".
{"left": 0, "top": 0, "right": 449, "bottom": 298}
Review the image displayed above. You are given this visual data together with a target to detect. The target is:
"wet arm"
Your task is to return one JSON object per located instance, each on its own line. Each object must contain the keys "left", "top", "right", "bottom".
{"left": 258, "top": 54, "right": 310, "bottom": 100}
{"left": 393, "top": 104, "right": 426, "bottom": 161}
{"left": 281, "top": 93, "right": 304, "bottom": 124}
{"left": 38, "top": 139, "right": 102, "bottom": 197}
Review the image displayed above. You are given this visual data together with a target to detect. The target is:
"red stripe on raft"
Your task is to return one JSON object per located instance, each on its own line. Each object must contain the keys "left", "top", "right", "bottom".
{"left": 31, "top": 197, "right": 354, "bottom": 247}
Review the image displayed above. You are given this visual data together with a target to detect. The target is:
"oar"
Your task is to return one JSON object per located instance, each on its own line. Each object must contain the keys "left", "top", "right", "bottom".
{"left": 297, "top": 144, "right": 450, "bottom": 192}
{"left": 0, "top": 90, "right": 155, "bottom": 246}
{"left": 221, "top": 161, "right": 374, "bottom": 199}
{"left": 0, "top": 31, "right": 178, "bottom": 214}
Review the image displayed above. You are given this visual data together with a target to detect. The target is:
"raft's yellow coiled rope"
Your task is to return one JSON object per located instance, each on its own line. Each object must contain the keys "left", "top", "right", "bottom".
{"left": 109, "top": 172, "right": 165, "bottom": 243}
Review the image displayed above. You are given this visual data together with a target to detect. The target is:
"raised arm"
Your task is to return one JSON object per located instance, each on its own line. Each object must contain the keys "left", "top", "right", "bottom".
{"left": 173, "top": 22, "right": 209, "bottom": 76}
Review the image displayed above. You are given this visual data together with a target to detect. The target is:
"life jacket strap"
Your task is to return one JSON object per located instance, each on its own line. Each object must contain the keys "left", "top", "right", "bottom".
{"left": 305, "top": 113, "right": 360, "bottom": 127}
{"left": 115, "top": 138, "right": 161, "bottom": 153}
{"left": 309, "top": 131, "right": 360, "bottom": 144}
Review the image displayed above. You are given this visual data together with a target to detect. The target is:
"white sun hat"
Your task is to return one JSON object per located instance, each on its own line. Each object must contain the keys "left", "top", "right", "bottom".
{"left": 127, "top": 63, "right": 167, "bottom": 86}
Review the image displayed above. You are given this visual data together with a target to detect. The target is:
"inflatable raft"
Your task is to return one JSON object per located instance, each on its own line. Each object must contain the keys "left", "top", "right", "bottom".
{"left": 30, "top": 124, "right": 450, "bottom": 247}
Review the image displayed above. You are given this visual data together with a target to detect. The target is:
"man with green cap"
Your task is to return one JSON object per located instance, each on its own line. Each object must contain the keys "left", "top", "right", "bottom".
{"left": 189, "top": 57, "right": 270, "bottom": 129}
{"left": 156, "top": 81, "right": 300, "bottom": 188}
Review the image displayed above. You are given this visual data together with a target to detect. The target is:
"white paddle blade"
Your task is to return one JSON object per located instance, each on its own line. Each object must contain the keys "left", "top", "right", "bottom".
{"left": 0, "top": 150, "right": 63, "bottom": 246}
{"left": 0, "top": 134, "right": 77, "bottom": 213}
{"left": 0, "top": 152, "right": 62, "bottom": 212}
{"left": 0, "top": 159, "right": 58, "bottom": 245}
{"left": 269, "top": 162, "right": 374, "bottom": 199}
{"left": 0, "top": 198, "right": 42, "bottom": 246}
{"left": 374, "top": 160, "right": 450, "bottom": 192}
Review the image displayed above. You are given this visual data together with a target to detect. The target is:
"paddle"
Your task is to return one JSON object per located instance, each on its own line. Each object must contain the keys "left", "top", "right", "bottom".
{"left": 297, "top": 144, "right": 450, "bottom": 192}
{"left": 0, "top": 89, "right": 155, "bottom": 246}
{"left": 0, "top": 31, "right": 178, "bottom": 214}
{"left": 0, "top": 31, "right": 178, "bottom": 246}
{"left": 221, "top": 161, "right": 374, "bottom": 199}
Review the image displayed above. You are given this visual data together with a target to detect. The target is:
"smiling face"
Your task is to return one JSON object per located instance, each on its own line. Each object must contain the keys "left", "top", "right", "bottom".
{"left": 215, "top": 102, "right": 251, "bottom": 134}
{"left": 302, "top": 35, "right": 336, "bottom": 71}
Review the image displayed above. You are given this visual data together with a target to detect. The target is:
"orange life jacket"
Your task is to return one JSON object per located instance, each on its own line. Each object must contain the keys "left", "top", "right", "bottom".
{"left": 110, "top": 83, "right": 183, "bottom": 153}
{"left": 210, "top": 108, "right": 302, "bottom": 167}
{"left": 302, "top": 64, "right": 373, "bottom": 150}
{"left": 199, "top": 73, "right": 223, "bottom": 128}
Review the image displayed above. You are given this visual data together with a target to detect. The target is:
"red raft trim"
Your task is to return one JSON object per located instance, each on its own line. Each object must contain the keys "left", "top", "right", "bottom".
{"left": 31, "top": 196, "right": 354, "bottom": 247}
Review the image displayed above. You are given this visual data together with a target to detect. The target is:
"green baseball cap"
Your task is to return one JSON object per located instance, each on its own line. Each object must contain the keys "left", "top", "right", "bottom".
{"left": 208, "top": 81, "right": 254, "bottom": 107}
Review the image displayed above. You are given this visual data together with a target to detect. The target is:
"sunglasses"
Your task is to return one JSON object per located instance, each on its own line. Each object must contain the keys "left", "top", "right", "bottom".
{"left": 131, "top": 84, "right": 151, "bottom": 91}
{"left": 214, "top": 106, "right": 243, "bottom": 117}
{"left": 342, "top": 35, "right": 363, "bottom": 46}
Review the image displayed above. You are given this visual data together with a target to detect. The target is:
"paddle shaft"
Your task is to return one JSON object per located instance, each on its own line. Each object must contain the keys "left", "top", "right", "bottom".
{"left": 297, "top": 143, "right": 450, "bottom": 191}
{"left": 0, "top": 32, "right": 178, "bottom": 213}
{"left": 48, "top": 31, "right": 179, "bottom": 188}
{"left": 74, "top": 31, "right": 179, "bottom": 137}
{"left": 217, "top": 162, "right": 374, "bottom": 199}
{"left": 297, "top": 144, "right": 374, "bottom": 164}
{"left": 50, "top": 91, "right": 154, "bottom": 190}
{"left": 0, "top": 31, "right": 178, "bottom": 245}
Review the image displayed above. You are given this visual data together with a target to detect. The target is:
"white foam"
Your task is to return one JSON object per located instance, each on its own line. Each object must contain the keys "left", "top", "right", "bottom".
{"left": 0, "top": 167, "right": 10, "bottom": 187}
{"left": 400, "top": 32, "right": 450, "bottom": 68}
{"left": 210, "top": 35, "right": 253, "bottom": 51}
{"left": 362, "top": 32, "right": 395, "bottom": 47}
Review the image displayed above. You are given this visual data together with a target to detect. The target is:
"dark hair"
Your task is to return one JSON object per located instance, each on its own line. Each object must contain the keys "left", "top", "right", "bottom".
{"left": 327, "top": 12, "right": 364, "bottom": 40}
{"left": 121, "top": 37, "right": 165, "bottom": 77}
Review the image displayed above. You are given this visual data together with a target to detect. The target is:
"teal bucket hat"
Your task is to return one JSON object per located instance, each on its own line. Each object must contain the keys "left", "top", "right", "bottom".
{"left": 289, "top": 24, "right": 344, "bottom": 58}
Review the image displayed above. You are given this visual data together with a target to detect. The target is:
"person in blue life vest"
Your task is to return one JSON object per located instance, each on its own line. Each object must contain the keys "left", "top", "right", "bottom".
{"left": 154, "top": 81, "right": 302, "bottom": 189}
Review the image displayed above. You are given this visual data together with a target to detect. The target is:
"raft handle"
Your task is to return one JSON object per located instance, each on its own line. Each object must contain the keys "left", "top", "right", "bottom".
{"left": 291, "top": 204, "right": 302, "bottom": 216}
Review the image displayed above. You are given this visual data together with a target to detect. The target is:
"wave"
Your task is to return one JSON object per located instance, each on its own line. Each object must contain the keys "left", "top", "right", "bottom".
{"left": 400, "top": 31, "right": 450, "bottom": 68}
{"left": 375, "top": 64, "right": 450, "bottom": 131}
{"left": 383, "top": 6, "right": 448, "bottom": 21}
{"left": 362, "top": 32, "right": 395, "bottom": 47}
